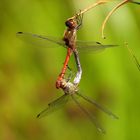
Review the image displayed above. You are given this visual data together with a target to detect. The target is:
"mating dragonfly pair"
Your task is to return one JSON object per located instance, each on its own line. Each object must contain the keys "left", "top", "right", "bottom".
{"left": 17, "top": 13, "right": 118, "bottom": 134}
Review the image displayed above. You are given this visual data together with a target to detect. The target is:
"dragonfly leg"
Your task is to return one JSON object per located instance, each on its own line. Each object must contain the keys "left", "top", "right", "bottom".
{"left": 66, "top": 64, "right": 72, "bottom": 71}
{"left": 65, "top": 65, "right": 76, "bottom": 82}
{"left": 75, "top": 10, "right": 83, "bottom": 30}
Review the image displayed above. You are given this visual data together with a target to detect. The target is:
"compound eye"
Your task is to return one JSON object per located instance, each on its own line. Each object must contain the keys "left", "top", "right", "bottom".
{"left": 65, "top": 18, "right": 76, "bottom": 29}
{"left": 65, "top": 20, "right": 72, "bottom": 28}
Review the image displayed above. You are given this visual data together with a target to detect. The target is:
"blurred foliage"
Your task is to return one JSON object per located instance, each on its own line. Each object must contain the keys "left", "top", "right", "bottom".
{"left": 0, "top": 0, "right": 140, "bottom": 140}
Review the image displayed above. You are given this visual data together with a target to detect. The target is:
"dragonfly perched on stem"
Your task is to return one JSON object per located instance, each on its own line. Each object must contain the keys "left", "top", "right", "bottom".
{"left": 17, "top": 13, "right": 117, "bottom": 90}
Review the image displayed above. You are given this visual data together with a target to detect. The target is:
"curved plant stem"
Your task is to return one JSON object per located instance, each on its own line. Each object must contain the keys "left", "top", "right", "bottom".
{"left": 101, "top": 0, "right": 129, "bottom": 39}
{"left": 70, "top": 0, "right": 109, "bottom": 19}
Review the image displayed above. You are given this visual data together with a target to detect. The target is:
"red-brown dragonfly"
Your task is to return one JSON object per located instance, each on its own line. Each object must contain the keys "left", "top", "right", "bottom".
{"left": 17, "top": 16, "right": 117, "bottom": 81}
{"left": 17, "top": 13, "right": 117, "bottom": 91}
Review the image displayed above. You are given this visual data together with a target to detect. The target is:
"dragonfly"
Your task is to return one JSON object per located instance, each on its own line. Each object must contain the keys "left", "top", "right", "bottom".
{"left": 17, "top": 14, "right": 117, "bottom": 89}
{"left": 17, "top": 30, "right": 118, "bottom": 134}
{"left": 17, "top": 12, "right": 118, "bottom": 134}
{"left": 33, "top": 33, "right": 118, "bottom": 134}
{"left": 17, "top": 31, "right": 117, "bottom": 85}
{"left": 36, "top": 71, "right": 119, "bottom": 134}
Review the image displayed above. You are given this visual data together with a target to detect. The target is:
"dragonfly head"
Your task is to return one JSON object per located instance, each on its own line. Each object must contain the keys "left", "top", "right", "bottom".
{"left": 65, "top": 18, "right": 77, "bottom": 29}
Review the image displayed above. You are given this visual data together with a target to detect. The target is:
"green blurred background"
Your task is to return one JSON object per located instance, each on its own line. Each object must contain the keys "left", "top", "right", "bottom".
{"left": 0, "top": 0, "right": 140, "bottom": 140}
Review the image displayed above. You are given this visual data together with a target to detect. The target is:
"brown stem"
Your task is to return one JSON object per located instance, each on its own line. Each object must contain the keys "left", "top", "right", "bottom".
{"left": 101, "top": 0, "right": 129, "bottom": 39}
{"left": 70, "top": 0, "right": 109, "bottom": 19}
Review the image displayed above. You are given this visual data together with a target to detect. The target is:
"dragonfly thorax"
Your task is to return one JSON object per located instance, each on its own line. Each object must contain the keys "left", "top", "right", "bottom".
{"left": 61, "top": 79, "right": 78, "bottom": 95}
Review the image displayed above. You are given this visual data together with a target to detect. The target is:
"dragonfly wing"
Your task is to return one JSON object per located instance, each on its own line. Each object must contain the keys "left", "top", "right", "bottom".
{"left": 37, "top": 94, "right": 70, "bottom": 118}
{"left": 76, "top": 40, "right": 118, "bottom": 53}
{"left": 125, "top": 44, "right": 140, "bottom": 71}
{"left": 76, "top": 92, "right": 119, "bottom": 119}
{"left": 130, "top": 0, "right": 140, "bottom": 5}
{"left": 16, "top": 32, "right": 66, "bottom": 48}
{"left": 71, "top": 94, "right": 105, "bottom": 134}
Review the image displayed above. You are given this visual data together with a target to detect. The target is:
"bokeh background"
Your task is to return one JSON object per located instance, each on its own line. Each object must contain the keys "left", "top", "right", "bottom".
{"left": 0, "top": 0, "right": 140, "bottom": 140}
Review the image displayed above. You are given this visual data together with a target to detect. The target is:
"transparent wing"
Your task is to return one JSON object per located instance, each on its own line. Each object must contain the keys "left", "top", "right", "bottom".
{"left": 37, "top": 94, "right": 70, "bottom": 118}
{"left": 16, "top": 32, "right": 118, "bottom": 53}
{"left": 125, "top": 44, "right": 140, "bottom": 71}
{"left": 16, "top": 32, "right": 66, "bottom": 48}
{"left": 71, "top": 95, "right": 105, "bottom": 134}
{"left": 131, "top": 54, "right": 140, "bottom": 71}
{"left": 76, "top": 92, "right": 119, "bottom": 119}
{"left": 76, "top": 40, "right": 118, "bottom": 53}
{"left": 130, "top": 0, "right": 140, "bottom": 5}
